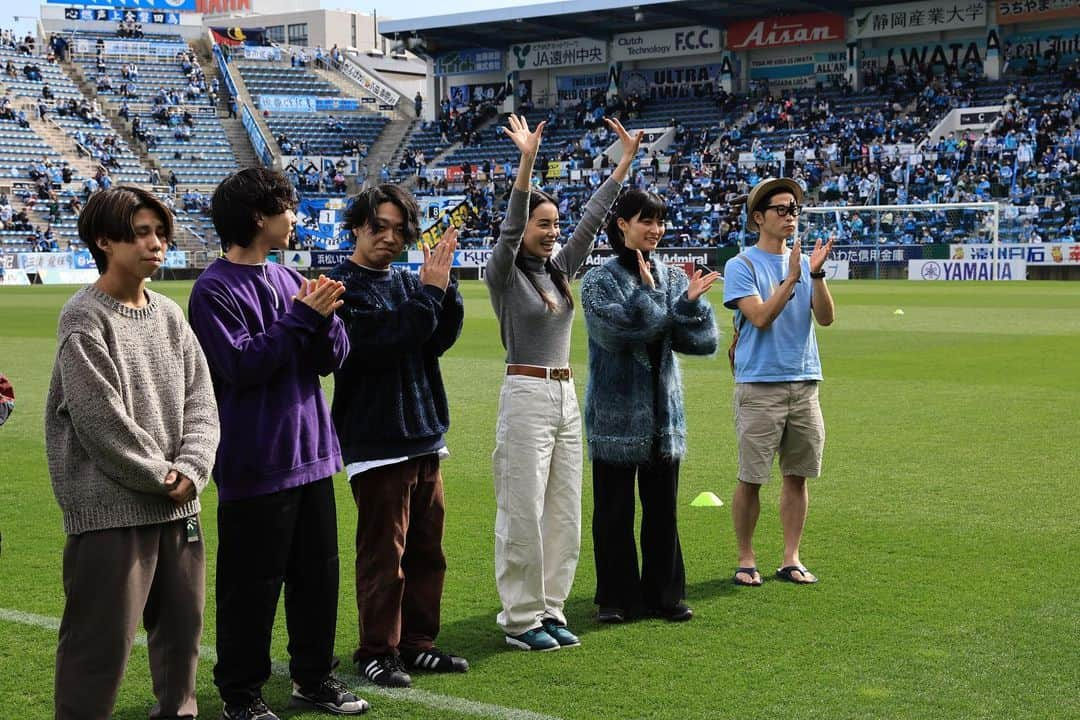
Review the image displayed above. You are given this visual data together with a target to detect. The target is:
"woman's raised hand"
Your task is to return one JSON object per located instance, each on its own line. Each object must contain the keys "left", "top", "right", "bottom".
{"left": 605, "top": 117, "right": 644, "bottom": 161}
{"left": 502, "top": 114, "right": 546, "bottom": 156}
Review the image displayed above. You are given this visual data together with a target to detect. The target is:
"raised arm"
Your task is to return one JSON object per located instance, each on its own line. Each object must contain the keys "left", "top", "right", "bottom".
{"left": 486, "top": 115, "right": 546, "bottom": 290}
{"left": 553, "top": 117, "right": 643, "bottom": 277}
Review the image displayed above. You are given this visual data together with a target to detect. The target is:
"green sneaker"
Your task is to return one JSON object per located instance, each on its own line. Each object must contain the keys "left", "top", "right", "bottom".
{"left": 504, "top": 627, "right": 560, "bottom": 652}
{"left": 541, "top": 619, "right": 580, "bottom": 648}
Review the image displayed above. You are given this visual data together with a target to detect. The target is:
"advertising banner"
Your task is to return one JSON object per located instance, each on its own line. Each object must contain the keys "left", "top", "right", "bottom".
{"left": 242, "top": 45, "right": 281, "bottom": 61}
{"left": 727, "top": 13, "right": 844, "bottom": 50}
{"left": 619, "top": 63, "right": 724, "bottom": 99}
{"left": 49, "top": 0, "right": 195, "bottom": 9}
{"left": 908, "top": 258, "right": 1026, "bottom": 280}
{"left": 611, "top": 25, "right": 721, "bottom": 61}
{"left": 316, "top": 97, "right": 361, "bottom": 111}
{"left": 828, "top": 245, "right": 928, "bottom": 265}
{"left": 38, "top": 269, "right": 101, "bottom": 285}
{"left": 449, "top": 81, "right": 509, "bottom": 107}
{"left": 823, "top": 260, "right": 850, "bottom": 280}
{"left": 509, "top": 37, "right": 606, "bottom": 70}
{"left": 861, "top": 34, "right": 985, "bottom": 71}
{"left": 17, "top": 253, "right": 74, "bottom": 271}
{"left": 748, "top": 50, "right": 846, "bottom": 88}
{"left": 950, "top": 242, "right": 1080, "bottom": 266}
{"left": 434, "top": 48, "right": 503, "bottom": 77}
{"left": 555, "top": 73, "right": 608, "bottom": 106}
{"left": 258, "top": 95, "right": 317, "bottom": 113}
{"left": 849, "top": 1, "right": 987, "bottom": 40}
{"left": 1005, "top": 27, "right": 1080, "bottom": 67}
{"left": 164, "top": 250, "right": 188, "bottom": 268}
{"left": 241, "top": 105, "right": 273, "bottom": 166}
{"left": 73, "top": 38, "right": 186, "bottom": 56}
{"left": 995, "top": 0, "right": 1080, "bottom": 24}
{"left": 339, "top": 59, "right": 401, "bottom": 107}
{"left": 64, "top": 7, "right": 180, "bottom": 24}
{"left": 0, "top": 269, "right": 31, "bottom": 285}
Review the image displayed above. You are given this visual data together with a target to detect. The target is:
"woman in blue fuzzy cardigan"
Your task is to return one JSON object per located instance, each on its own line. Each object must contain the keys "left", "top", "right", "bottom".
{"left": 581, "top": 189, "right": 720, "bottom": 623}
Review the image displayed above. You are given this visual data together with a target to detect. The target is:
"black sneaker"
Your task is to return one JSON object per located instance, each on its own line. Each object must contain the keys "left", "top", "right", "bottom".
{"left": 400, "top": 647, "right": 469, "bottom": 673}
{"left": 221, "top": 698, "right": 279, "bottom": 720}
{"left": 358, "top": 654, "right": 412, "bottom": 688}
{"left": 650, "top": 603, "right": 694, "bottom": 622}
{"left": 291, "top": 676, "right": 369, "bottom": 715}
{"left": 596, "top": 607, "right": 626, "bottom": 624}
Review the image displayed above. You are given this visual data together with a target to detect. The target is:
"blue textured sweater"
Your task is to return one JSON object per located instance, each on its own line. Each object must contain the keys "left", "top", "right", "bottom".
{"left": 581, "top": 256, "right": 718, "bottom": 465}
{"left": 327, "top": 260, "right": 464, "bottom": 463}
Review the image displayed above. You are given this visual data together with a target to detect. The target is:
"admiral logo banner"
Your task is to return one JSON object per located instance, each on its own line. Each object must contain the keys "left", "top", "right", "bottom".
{"left": 849, "top": 1, "right": 987, "bottom": 40}
{"left": 727, "top": 13, "right": 844, "bottom": 50}
{"left": 612, "top": 26, "right": 721, "bottom": 61}
{"left": 996, "top": 0, "right": 1080, "bottom": 24}
{"left": 510, "top": 37, "right": 607, "bottom": 70}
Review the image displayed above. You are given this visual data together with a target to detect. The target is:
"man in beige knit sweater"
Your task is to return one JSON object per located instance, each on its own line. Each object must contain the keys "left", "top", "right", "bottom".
{"left": 45, "top": 186, "right": 220, "bottom": 720}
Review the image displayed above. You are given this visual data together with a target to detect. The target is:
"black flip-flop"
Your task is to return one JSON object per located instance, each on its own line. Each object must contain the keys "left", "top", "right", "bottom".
{"left": 776, "top": 565, "right": 818, "bottom": 584}
{"left": 733, "top": 566, "right": 763, "bottom": 586}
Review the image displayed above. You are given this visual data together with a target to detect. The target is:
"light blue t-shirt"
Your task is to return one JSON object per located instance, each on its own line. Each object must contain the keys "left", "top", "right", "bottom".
{"left": 722, "top": 245, "right": 823, "bottom": 383}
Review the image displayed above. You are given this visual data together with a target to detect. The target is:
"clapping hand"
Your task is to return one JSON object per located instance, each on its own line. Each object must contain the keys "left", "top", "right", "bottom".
{"left": 809, "top": 236, "right": 835, "bottom": 274}
{"left": 687, "top": 268, "right": 720, "bottom": 301}
{"left": 420, "top": 227, "right": 459, "bottom": 291}
{"left": 296, "top": 275, "right": 345, "bottom": 317}
{"left": 787, "top": 236, "right": 803, "bottom": 282}
{"left": 636, "top": 249, "right": 655, "bottom": 290}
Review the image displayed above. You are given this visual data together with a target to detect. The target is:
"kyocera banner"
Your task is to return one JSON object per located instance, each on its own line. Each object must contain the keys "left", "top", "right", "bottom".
{"left": 727, "top": 13, "right": 845, "bottom": 50}
{"left": 611, "top": 26, "right": 721, "bottom": 61}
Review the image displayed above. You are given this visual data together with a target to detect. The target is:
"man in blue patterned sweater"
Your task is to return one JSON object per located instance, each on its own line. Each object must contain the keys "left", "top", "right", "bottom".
{"left": 327, "top": 184, "right": 468, "bottom": 689}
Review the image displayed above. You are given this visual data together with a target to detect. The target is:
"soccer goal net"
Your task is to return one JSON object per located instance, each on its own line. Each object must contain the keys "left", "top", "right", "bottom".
{"left": 799, "top": 202, "right": 1018, "bottom": 280}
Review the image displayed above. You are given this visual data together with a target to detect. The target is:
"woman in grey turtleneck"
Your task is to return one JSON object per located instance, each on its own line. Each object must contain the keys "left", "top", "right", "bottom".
{"left": 485, "top": 114, "right": 642, "bottom": 652}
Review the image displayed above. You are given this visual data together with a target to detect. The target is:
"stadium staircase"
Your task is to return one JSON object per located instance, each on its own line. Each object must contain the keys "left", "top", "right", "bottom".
{"left": 197, "top": 56, "right": 259, "bottom": 169}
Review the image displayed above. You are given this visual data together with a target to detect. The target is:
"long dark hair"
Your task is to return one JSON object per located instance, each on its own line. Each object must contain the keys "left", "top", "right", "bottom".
{"left": 516, "top": 189, "right": 574, "bottom": 312}
{"left": 605, "top": 189, "right": 667, "bottom": 251}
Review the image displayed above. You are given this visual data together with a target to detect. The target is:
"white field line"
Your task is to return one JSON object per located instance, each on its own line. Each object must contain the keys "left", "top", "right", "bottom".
{"left": 0, "top": 607, "right": 564, "bottom": 720}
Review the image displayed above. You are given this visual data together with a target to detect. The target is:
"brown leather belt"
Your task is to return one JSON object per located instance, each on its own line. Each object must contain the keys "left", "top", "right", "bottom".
{"left": 506, "top": 364, "right": 573, "bottom": 381}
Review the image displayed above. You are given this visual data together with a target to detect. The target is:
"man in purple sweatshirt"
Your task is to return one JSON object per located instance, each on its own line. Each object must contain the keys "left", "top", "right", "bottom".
{"left": 189, "top": 168, "right": 366, "bottom": 720}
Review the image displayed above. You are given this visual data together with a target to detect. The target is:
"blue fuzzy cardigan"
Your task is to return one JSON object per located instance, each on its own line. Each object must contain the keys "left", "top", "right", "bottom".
{"left": 581, "top": 256, "right": 718, "bottom": 465}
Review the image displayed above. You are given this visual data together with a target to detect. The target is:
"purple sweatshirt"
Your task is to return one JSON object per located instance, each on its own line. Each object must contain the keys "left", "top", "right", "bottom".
{"left": 188, "top": 258, "right": 349, "bottom": 501}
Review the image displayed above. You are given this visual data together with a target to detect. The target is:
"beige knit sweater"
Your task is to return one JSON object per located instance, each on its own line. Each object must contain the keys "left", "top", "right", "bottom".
{"left": 45, "top": 286, "right": 220, "bottom": 535}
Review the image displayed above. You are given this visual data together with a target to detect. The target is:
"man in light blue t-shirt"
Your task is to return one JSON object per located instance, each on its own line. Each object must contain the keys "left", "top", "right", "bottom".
{"left": 722, "top": 178, "right": 835, "bottom": 587}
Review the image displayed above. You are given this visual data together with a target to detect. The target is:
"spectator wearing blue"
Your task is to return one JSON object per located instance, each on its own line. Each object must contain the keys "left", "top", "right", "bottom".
{"left": 487, "top": 116, "right": 642, "bottom": 652}
{"left": 581, "top": 189, "right": 719, "bottom": 624}
{"left": 722, "top": 178, "right": 835, "bottom": 588}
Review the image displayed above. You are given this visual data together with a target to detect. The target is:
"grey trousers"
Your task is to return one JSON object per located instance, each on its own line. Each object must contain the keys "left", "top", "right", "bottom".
{"left": 55, "top": 518, "right": 205, "bottom": 720}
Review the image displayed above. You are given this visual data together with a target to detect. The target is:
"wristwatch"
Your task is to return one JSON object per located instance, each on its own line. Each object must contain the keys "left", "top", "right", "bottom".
{"left": 809, "top": 270, "right": 827, "bottom": 279}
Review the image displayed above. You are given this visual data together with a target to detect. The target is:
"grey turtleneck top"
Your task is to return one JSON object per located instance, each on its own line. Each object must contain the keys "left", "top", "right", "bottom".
{"left": 485, "top": 176, "right": 622, "bottom": 367}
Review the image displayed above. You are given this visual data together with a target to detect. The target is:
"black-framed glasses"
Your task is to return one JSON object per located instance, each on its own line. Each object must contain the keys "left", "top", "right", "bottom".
{"left": 764, "top": 203, "right": 803, "bottom": 217}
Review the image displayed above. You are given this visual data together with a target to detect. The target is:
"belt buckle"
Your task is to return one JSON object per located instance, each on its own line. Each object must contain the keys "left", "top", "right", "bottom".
{"left": 549, "top": 368, "right": 570, "bottom": 381}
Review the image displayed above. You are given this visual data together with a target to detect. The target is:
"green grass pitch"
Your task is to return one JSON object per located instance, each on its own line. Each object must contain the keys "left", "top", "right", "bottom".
{"left": 1, "top": 279, "right": 1078, "bottom": 720}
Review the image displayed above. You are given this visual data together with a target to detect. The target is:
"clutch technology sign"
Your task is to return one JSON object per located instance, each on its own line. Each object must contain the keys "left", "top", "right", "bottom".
{"left": 611, "top": 25, "right": 721, "bottom": 61}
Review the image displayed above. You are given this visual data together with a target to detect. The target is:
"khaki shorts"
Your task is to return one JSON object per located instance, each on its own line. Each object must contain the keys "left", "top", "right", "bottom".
{"left": 733, "top": 381, "right": 825, "bottom": 484}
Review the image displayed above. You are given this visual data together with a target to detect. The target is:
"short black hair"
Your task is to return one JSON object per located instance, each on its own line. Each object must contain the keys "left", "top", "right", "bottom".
{"left": 210, "top": 167, "right": 296, "bottom": 251}
{"left": 79, "top": 186, "right": 172, "bottom": 274}
{"left": 342, "top": 184, "right": 420, "bottom": 244}
{"left": 605, "top": 189, "right": 667, "bottom": 251}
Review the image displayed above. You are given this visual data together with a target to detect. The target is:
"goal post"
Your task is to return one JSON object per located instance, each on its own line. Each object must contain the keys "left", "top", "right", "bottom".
{"left": 798, "top": 201, "right": 1005, "bottom": 280}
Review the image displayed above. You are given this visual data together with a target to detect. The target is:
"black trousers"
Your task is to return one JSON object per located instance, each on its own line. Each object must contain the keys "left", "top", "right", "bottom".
{"left": 592, "top": 454, "right": 685, "bottom": 613}
{"left": 214, "top": 478, "right": 340, "bottom": 705}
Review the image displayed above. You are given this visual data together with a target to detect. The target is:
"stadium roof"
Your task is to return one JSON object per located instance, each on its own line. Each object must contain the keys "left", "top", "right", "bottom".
{"left": 380, "top": 0, "right": 883, "bottom": 55}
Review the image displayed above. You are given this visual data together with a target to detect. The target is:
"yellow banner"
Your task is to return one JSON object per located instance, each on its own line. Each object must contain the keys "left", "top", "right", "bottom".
{"left": 420, "top": 201, "right": 472, "bottom": 248}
